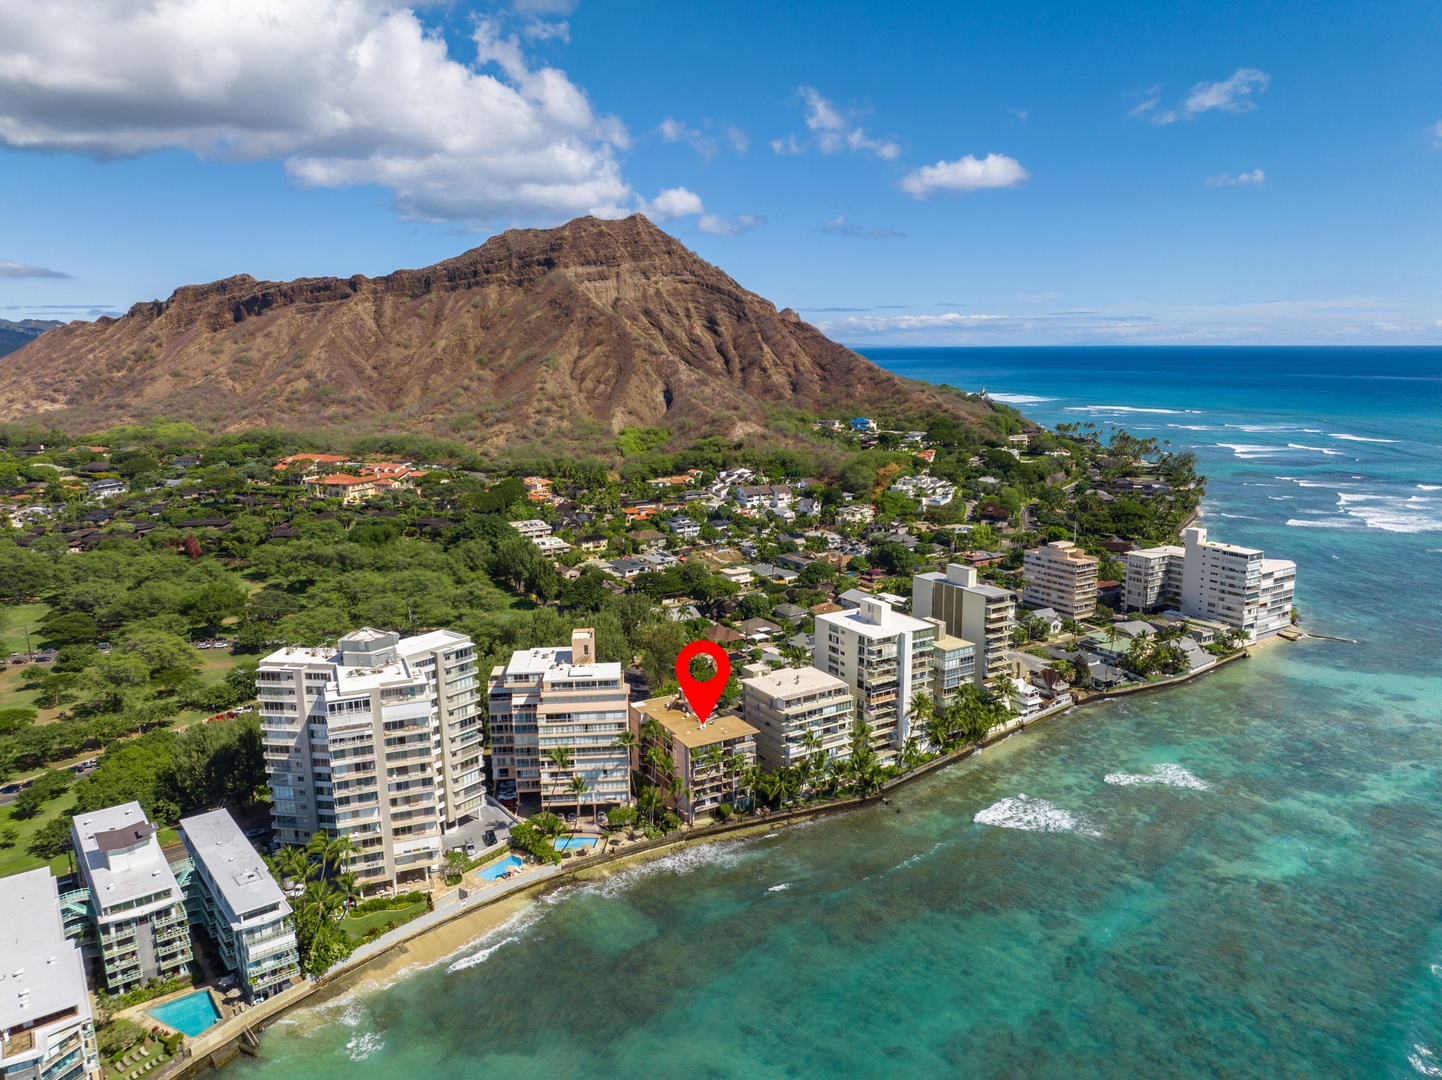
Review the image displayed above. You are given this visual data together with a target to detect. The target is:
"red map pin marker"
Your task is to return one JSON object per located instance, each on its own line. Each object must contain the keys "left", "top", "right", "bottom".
{"left": 675, "top": 640, "right": 731, "bottom": 726}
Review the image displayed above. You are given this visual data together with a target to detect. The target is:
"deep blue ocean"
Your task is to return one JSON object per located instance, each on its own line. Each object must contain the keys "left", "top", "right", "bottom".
{"left": 236, "top": 347, "right": 1442, "bottom": 1079}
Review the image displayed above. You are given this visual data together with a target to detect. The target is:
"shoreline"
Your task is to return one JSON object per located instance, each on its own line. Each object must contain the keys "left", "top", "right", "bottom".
{"left": 181, "top": 635, "right": 1298, "bottom": 1077}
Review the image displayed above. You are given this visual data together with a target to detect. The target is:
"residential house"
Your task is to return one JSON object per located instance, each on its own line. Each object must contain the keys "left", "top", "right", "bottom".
{"left": 667, "top": 517, "right": 701, "bottom": 541}
{"left": 512, "top": 519, "right": 553, "bottom": 540}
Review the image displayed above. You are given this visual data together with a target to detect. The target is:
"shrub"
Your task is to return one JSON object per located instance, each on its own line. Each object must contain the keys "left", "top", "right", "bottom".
{"left": 714, "top": 803, "right": 733, "bottom": 823}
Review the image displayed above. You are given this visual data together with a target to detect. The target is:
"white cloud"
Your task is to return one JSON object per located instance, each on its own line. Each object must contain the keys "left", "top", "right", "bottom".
{"left": 1130, "top": 68, "right": 1270, "bottom": 125}
{"left": 1185, "top": 68, "right": 1271, "bottom": 116}
{"left": 723, "top": 124, "right": 749, "bottom": 153}
{"left": 0, "top": 0, "right": 634, "bottom": 225}
{"left": 772, "top": 86, "right": 900, "bottom": 159}
{"left": 697, "top": 213, "right": 765, "bottom": 237}
{"left": 899, "top": 154, "right": 1029, "bottom": 198}
{"left": 1430, "top": 121, "right": 1442, "bottom": 147}
{"left": 639, "top": 186, "right": 705, "bottom": 222}
{"left": 822, "top": 216, "right": 903, "bottom": 238}
{"left": 0, "top": 260, "right": 70, "bottom": 279}
{"left": 1205, "top": 168, "right": 1266, "bottom": 187}
{"left": 658, "top": 117, "right": 718, "bottom": 160}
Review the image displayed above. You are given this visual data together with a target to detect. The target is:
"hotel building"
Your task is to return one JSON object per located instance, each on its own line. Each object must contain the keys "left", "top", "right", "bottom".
{"left": 70, "top": 803, "right": 192, "bottom": 993}
{"left": 813, "top": 597, "right": 933, "bottom": 761}
{"left": 178, "top": 810, "right": 299, "bottom": 1001}
{"left": 0, "top": 870, "right": 99, "bottom": 1080}
{"left": 1021, "top": 541, "right": 1099, "bottom": 620}
{"left": 913, "top": 564, "right": 1016, "bottom": 688}
{"left": 487, "top": 629, "right": 631, "bottom": 812}
{"left": 740, "top": 666, "right": 855, "bottom": 771}
{"left": 630, "top": 696, "right": 758, "bottom": 820}
{"left": 259, "top": 627, "right": 483, "bottom": 888}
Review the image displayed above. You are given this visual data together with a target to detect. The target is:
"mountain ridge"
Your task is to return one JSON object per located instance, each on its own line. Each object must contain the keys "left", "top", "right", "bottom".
{"left": 1, "top": 216, "right": 991, "bottom": 450}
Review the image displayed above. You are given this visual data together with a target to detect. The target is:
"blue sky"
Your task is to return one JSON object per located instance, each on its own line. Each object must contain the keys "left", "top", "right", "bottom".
{"left": 1, "top": 0, "right": 1438, "bottom": 344}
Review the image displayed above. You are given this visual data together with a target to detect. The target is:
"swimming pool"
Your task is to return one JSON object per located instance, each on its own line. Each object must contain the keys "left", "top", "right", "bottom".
{"left": 478, "top": 854, "right": 524, "bottom": 881}
{"left": 552, "top": 837, "right": 598, "bottom": 851}
{"left": 147, "top": 991, "right": 222, "bottom": 1037}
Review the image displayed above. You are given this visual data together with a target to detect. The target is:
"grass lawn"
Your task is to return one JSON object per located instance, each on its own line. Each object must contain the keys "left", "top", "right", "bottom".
{"left": 340, "top": 901, "right": 427, "bottom": 942}
{"left": 0, "top": 800, "right": 75, "bottom": 879}
{"left": 0, "top": 603, "right": 49, "bottom": 656}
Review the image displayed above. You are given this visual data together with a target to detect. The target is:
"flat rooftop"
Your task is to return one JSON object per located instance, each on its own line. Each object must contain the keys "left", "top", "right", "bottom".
{"left": 503, "top": 645, "right": 621, "bottom": 681}
{"left": 0, "top": 869, "right": 89, "bottom": 1036}
{"left": 180, "top": 809, "right": 290, "bottom": 925}
{"left": 742, "top": 665, "right": 848, "bottom": 697}
{"left": 632, "top": 696, "right": 759, "bottom": 749}
{"left": 72, "top": 801, "right": 179, "bottom": 918}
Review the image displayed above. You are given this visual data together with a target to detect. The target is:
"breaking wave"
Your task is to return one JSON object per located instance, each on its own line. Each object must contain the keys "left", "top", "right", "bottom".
{"left": 1328, "top": 433, "right": 1397, "bottom": 443}
{"left": 1104, "top": 764, "right": 1210, "bottom": 790}
{"left": 974, "top": 794, "right": 1102, "bottom": 837}
{"left": 987, "top": 393, "right": 1055, "bottom": 404}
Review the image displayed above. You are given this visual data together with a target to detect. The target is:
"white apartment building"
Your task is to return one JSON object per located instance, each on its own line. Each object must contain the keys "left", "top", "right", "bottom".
{"left": 71, "top": 804, "right": 192, "bottom": 993}
{"left": 512, "top": 519, "right": 553, "bottom": 539}
{"left": 487, "top": 629, "right": 630, "bottom": 812}
{"left": 178, "top": 810, "right": 299, "bottom": 1001}
{"left": 1179, "top": 526, "right": 1296, "bottom": 641}
{"left": 1022, "top": 541, "right": 1099, "bottom": 620}
{"left": 813, "top": 598, "right": 933, "bottom": 762}
{"left": 740, "top": 666, "right": 856, "bottom": 771}
{"left": 0, "top": 869, "right": 99, "bottom": 1080}
{"left": 913, "top": 564, "right": 1016, "bottom": 689}
{"left": 1123, "top": 544, "right": 1186, "bottom": 611}
{"left": 260, "top": 627, "right": 482, "bottom": 888}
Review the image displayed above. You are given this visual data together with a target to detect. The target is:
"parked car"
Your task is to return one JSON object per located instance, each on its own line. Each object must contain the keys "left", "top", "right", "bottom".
{"left": 596, "top": 812, "right": 609, "bottom": 828}
{"left": 483, "top": 830, "right": 498, "bottom": 847}
{"left": 464, "top": 842, "right": 477, "bottom": 857}
{"left": 0, "top": 783, "right": 21, "bottom": 795}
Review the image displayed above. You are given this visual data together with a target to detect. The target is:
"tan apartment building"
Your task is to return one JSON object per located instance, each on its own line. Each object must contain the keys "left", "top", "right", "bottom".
{"left": 488, "top": 629, "right": 631, "bottom": 813}
{"left": 630, "top": 696, "right": 757, "bottom": 820}
{"left": 1022, "top": 540, "right": 1099, "bottom": 620}
{"left": 740, "top": 666, "right": 855, "bottom": 771}
{"left": 1123, "top": 544, "right": 1185, "bottom": 611}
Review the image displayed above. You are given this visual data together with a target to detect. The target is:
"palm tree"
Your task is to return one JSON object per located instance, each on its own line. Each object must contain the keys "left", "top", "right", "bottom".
{"left": 611, "top": 729, "right": 638, "bottom": 806}
{"left": 546, "top": 745, "right": 574, "bottom": 812}
{"left": 567, "top": 774, "right": 589, "bottom": 826}
{"left": 271, "top": 845, "right": 309, "bottom": 889}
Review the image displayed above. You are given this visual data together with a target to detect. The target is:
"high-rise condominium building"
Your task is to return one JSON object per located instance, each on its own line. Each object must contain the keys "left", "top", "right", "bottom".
{"left": 0, "top": 869, "right": 100, "bottom": 1080}
{"left": 259, "top": 627, "right": 481, "bottom": 888}
{"left": 71, "top": 803, "right": 192, "bottom": 993}
{"left": 1122, "top": 544, "right": 1186, "bottom": 611}
{"left": 740, "top": 666, "right": 855, "bottom": 771}
{"left": 487, "top": 629, "right": 630, "bottom": 812}
{"left": 813, "top": 597, "right": 933, "bottom": 762}
{"left": 925, "top": 618, "right": 977, "bottom": 709}
{"left": 1021, "top": 540, "right": 1099, "bottom": 620}
{"left": 913, "top": 564, "right": 1016, "bottom": 688}
{"left": 178, "top": 809, "right": 299, "bottom": 1001}
{"left": 1178, "top": 526, "right": 1296, "bottom": 640}
{"left": 630, "top": 696, "right": 758, "bottom": 820}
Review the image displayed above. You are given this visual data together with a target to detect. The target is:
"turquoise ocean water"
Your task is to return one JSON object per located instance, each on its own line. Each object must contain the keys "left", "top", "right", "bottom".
{"left": 236, "top": 347, "right": 1442, "bottom": 1079}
